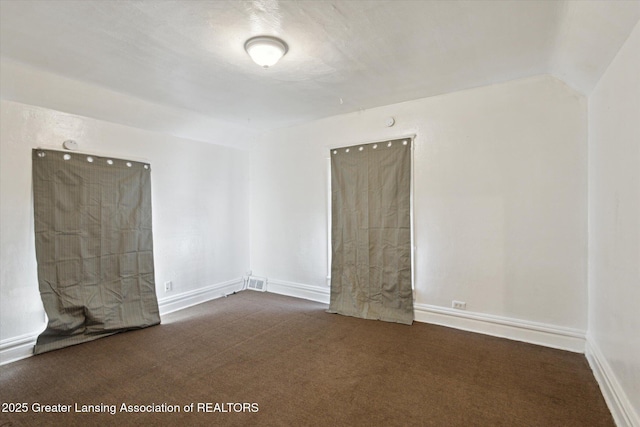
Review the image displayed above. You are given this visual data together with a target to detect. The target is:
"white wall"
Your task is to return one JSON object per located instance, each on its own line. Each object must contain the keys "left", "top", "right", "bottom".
{"left": 0, "top": 100, "right": 250, "bottom": 349}
{"left": 250, "top": 75, "right": 588, "bottom": 333}
{"left": 0, "top": 59, "right": 256, "bottom": 150}
{"left": 587, "top": 21, "right": 640, "bottom": 426}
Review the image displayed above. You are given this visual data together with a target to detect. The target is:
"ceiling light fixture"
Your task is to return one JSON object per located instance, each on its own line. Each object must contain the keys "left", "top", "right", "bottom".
{"left": 244, "top": 36, "right": 288, "bottom": 68}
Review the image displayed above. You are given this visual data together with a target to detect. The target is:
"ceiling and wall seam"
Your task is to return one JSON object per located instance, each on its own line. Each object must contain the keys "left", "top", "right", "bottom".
{"left": 1, "top": 1, "right": 637, "bottom": 137}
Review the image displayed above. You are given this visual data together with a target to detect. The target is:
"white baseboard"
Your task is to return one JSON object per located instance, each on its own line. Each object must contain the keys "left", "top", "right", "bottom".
{"left": 586, "top": 337, "right": 639, "bottom": 427}
{"left": 265, "top": 279, "right": 585, "bottom": 353}
{"left": 266, "top": 279, "right": 330, "bottom": 304}
{"left": 0, "top": 331, "right": 41, "bottom": 366}
{"left": 157, "top": 277, "right": 245, "bottom": 316}
{"left": 0, "top": 277, "right": 245, "bottom": 366}
{"left": 413, "top": 303, "right": 586, "bottom": 353}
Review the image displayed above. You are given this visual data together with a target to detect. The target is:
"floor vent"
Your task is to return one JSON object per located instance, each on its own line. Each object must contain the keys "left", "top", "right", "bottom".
{"left": 247, "top": 276, "right": 267, "bottom": 292}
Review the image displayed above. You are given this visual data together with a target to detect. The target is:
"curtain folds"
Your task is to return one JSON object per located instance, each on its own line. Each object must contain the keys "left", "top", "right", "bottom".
{"left": 32, "top": 149, "right": 160, "bottom": 354}
{"left": 328, "top": 138, "right": 413, "bottom": 325}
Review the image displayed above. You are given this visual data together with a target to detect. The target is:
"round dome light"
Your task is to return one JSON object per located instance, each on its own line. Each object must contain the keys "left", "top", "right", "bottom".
{"left": 244, "top": 36, "right": 288, "bottom": 68}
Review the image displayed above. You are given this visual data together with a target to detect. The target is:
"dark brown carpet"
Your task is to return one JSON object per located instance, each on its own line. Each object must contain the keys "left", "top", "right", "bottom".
{"left": 0, "top": 291, "right": 613, "bottom": 426}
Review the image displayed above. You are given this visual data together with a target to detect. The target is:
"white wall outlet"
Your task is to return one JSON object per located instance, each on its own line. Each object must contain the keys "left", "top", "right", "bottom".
{"left": 164, "top": 281, "right": 173, "bottom": 292}
{"left": 452, "top": 300, "right": 466, "bottom": 310}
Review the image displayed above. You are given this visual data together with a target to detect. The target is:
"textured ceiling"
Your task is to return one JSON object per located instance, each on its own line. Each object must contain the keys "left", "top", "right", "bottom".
{"left": 1, "top": 0, "right": 639, "bottom": 132}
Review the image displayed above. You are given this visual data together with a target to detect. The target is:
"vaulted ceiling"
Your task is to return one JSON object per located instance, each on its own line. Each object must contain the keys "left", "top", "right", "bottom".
{"left": 1, "top": 0, "right": 639, "bottom": 133}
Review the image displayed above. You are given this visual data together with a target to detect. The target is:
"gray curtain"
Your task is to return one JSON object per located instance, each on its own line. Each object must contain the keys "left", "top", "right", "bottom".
{"left": 32, "top": 149, "right": 160, "bottom": 354}
{"left": 328, "top": 138, "right": 413, "bottom": 325}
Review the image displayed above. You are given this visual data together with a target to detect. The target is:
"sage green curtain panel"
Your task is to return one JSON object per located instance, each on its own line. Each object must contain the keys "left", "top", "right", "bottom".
{"left": 328, "top": 139, "right": 413, "bottom": 325}
{"left": 32, "top": 149, "right": 160, "bottom": 354}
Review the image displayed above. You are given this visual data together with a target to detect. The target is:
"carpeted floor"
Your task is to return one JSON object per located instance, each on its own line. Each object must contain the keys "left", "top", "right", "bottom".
{"left": 0, "top": 291, "right": 613, "bottom": 426}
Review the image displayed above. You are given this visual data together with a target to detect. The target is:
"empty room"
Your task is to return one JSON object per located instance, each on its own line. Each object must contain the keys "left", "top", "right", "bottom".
{"left": 1, "top": 1, "right": 638, "bottom": 426}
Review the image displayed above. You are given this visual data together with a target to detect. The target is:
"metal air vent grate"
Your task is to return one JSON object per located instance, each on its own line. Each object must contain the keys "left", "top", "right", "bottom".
{"left": 247, "top": 276, "right": 267, "bottom": 292}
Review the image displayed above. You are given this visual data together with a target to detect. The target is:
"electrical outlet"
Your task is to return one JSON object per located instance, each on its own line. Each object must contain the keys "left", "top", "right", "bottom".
{"left": 452, "top": 300, "right": 466, "bottom": 310}
{"left": 164, "top": 281, "right": 173, "bottom": 292}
